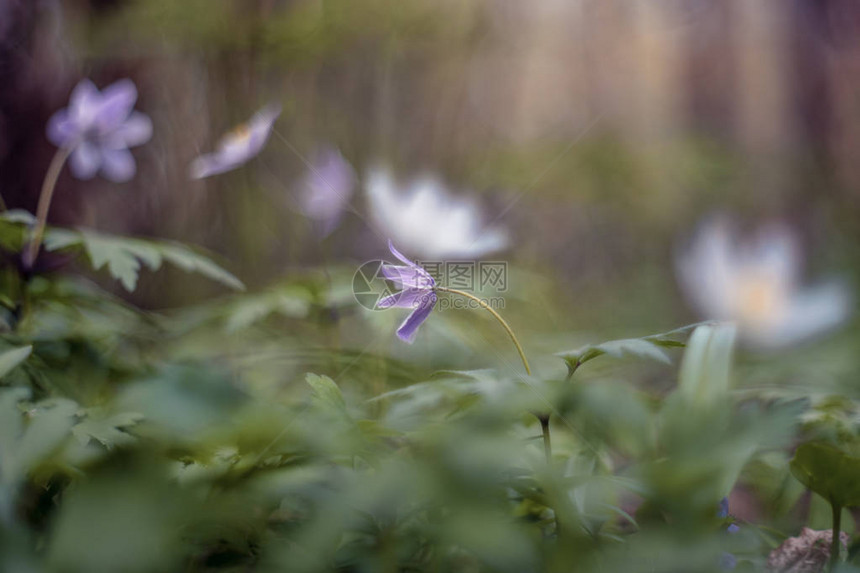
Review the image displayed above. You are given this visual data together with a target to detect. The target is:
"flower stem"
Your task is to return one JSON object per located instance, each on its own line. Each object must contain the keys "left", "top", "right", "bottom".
{"left": 829, "top": 501, "right": 842, "bottom": 572}
{"left": 25, "top": 146, "right": 71, "bottom": 268}
{"left": 433, "top": 287, "right": 552, "bottom": 463}
{"left": 433, "top": 286, "right": 531, "bottom": 376}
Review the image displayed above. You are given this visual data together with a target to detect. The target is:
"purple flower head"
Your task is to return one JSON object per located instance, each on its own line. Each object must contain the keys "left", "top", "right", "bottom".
{"left": 717, "top": 497, "right": 729, "bottom": 519}
{"left": 377, "top": 240, "right": 437, "bottom": 343}
{"left": 190, "top": 104, "right": 281, "bottom": 179}
{"left": 299, "top": 147, "right": 355, "bottom": 235}
{"left": 47, "top": 79, "right": 152, "bottom": 182}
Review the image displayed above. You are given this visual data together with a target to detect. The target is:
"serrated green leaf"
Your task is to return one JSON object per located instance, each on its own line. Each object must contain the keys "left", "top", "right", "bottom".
{"left": 555, "top": 323, "right": 706, "bottom": 371}
{"left": 790, "top": 442, "right": 860, "bottom": 508}
{"left": 71, "top": 411, "right": 144, "bottom": 448}
{"left": 43, "top": 228, "right": 244, "bottom": 292}
{"left": 158, "top": 242, "right": 245, "bottom": 292}
{"left": 0, "top": 346, "right": 31, "bottom": 380}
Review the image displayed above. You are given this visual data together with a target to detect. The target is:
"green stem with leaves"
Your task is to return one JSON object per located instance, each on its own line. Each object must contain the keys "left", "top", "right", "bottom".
{"left": 433, "top": 286, "right": 552, "bottom": 462}
{"left": 25, "top": 146, "right": 71, "bottom": 267}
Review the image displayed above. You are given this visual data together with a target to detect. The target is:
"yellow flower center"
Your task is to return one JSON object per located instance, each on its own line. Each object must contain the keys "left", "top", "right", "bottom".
{"left": 228, "top": 123, "right": 251, "bottom": 142}
{"left": 736, "top": 273, "right": 785, "bottom": 327}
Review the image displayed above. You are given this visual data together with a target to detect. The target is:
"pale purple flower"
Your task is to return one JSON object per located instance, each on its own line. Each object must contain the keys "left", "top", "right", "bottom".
{"left": 377, "top": 240, "right": 437, "bottom": 343}
{"left": 190, "top": 104, "right": 281, "bottom": 179}
{"left": 46, "top": 79, "right": 152, "bottom": 182}
{"left": 367, "top": 168, "right": 508, "bottom": 259}
{"left": 677, "top": 217, "right": 851, "bottom": 349}
{"left": 299, "top": 147, "right": 355, "bottom": 235}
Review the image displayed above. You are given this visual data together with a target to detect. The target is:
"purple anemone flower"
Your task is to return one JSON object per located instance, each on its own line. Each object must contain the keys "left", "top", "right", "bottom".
{"left": 299, "top": 147, "right": 355, "bottom": 236}
{"left": 46, "top": 79, "right": 153, "bottom": 182}
{"left": 377, "top": 240, "right": 437, "bottom": 343}
{"left": 190, "top": 104, "right": 281, "bottom": 179}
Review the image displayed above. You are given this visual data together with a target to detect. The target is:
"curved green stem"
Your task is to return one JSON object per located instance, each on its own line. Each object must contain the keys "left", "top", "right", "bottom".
{"left": 434, "top": 287, "right": 552, "bottom": 462}
{"left": 25, "top": 146, "right": 71, "bottom": 267}
{"left": 433, "top": 286, "right": 531, "bottom": 376}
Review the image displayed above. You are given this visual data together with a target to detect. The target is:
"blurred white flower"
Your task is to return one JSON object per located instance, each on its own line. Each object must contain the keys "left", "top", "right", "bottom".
{"left": 677, "top": 217, "right": 851, "bottom": 349}
{"left": 366, "top": 168, "right": 508, "bottom": 260}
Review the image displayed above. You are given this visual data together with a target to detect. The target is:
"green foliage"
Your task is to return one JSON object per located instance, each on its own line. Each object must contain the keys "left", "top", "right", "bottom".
{"left": 0, "top": 346, "right": 32, "bottom": 380}
{"left": 556, "top": 321, "right": 704, "bottom": 373}
{"left": 44, "top": 228, "right": 244, "bottom": 292}
{"left": 791, "top": 442, "right": 860, "bottom": 508}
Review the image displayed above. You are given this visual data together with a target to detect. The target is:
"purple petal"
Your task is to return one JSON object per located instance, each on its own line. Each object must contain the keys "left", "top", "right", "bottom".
{"left": 717, "top": 497, "right": 729, "bottom": 518}
{"left": 378, "top": 288, "right": 429, "bottom": 310}
{"left": 189, "top": 152, "right": 238, "bottom": 180}
{"left": 106, "top": 111, "right": 152, "bottom": 149}
{"left": 68, "top": 142, "right": 101, "bottom": 180}
{"left": 300, "top": 148, "right": 355, "bottom": 233}
{"left": 381, "top": 264, "right": 433, "bottom": 290}
{"left": 388, "top": 240, "right": 419, "bottom": 268}
{"left": 46, "top": 110, "right": 79, "bottom": 147}
{"left": 100, "top": 148, "right": 136, "bottom": 182}
{"left": 94, "top": 79, "right": 138, "bottom": 132}
{"left": 396, "top": 291, "right": 437, "bottom": 343}
{"left": 68, "top": 79, "right": 101, "bottom": 127}
{"left": 244, "top": 105, "right": 280, "bottom": 157}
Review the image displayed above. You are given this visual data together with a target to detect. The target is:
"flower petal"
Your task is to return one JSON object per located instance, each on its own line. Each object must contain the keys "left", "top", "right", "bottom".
{"left": 395, "top": 291, "right": 437, "bottom": 343}
{"left": 300, "top": 147, "right": 355, "bottom": 229}
{"left": 94, "top": 79, "right": 138, "bottom": 132}
{"left": 189, "top": 152, "right": 239, "bottom": 180}
{"left": 676, "top": 217, "right": 737, "bottom": 321}
{"left": 100, "top": 148, "right": 136, "bottom": 183}
{"left": 68, "top": 79, "right": 101, "bottom": 127}
{"left": 68, "top": 142, "right": 101, "bottom": 180}
{"left": 388, "top": 240, "right": 420, "bottom": 269}
{"left": 46, "top": 110, "right": 79, "bottom": 147}
{"left": 380, "top": 264, "right": 433, "bottom": 290}
{"left": 246, "top": 103, "right": 280, "bottom": 146}
{"left": 378, "top": 288, "right": 428, "bottom": 310}
{"left": 106, "top": 111, "right": 153, "bottom": 149}
{"left": 755, "top": 282, "right": 852, "bottom": 348}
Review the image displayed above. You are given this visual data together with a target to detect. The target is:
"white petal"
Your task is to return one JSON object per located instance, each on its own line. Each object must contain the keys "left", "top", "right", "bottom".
{"left": 676, "top": 217, "right": 737, "bottom": 321}
{"left": 746, "top": 224, "right": 800, "bottom": 288}
{"left": 755, "top": 282, "right": 852, "bottom": 348}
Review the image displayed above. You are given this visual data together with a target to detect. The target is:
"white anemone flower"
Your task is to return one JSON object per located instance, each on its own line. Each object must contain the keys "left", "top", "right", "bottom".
{"left": 366, "top": 168, "right": 508, "bottom": 260}
{"left": 677, "top": 217, "right": 851, "bottom": 349}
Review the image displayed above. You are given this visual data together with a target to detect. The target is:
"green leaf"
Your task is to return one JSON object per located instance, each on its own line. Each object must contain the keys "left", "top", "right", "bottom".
{"left": 677, "top": 323, "right": 736, "bottom": 406}
{"left": 44, "top": 228, "right": 244, "bottom": 292}
{"left": 555, "top": 322, "right": 706, "bottom": 372}
{"left": 0, "top": 389, "right": 78, "bottom": 486}
{"left": 224, "top": 285, "right": 312, "bottom": 332}
{"left": 157, "top": 241, "right": 245, "bottom": 292}
{"left": 0, "top": 209, "right": 36, "bottom": 225}
{"left": 71, "top": 411, "right": 144, "bottom": 448}
{"left": 790, "top": 442, "right": 860, "bottom": 508}
{"left": 0, "top": 346, "right": 32, "bottom": 380}
{"left": 306, "top": 373, "right": 347, "bottom": 414}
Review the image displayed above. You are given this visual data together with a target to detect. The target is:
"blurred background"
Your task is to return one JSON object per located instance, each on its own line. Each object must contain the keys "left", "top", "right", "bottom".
{"left": 3, "top": 0, "right": 860, "bottom": 318}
